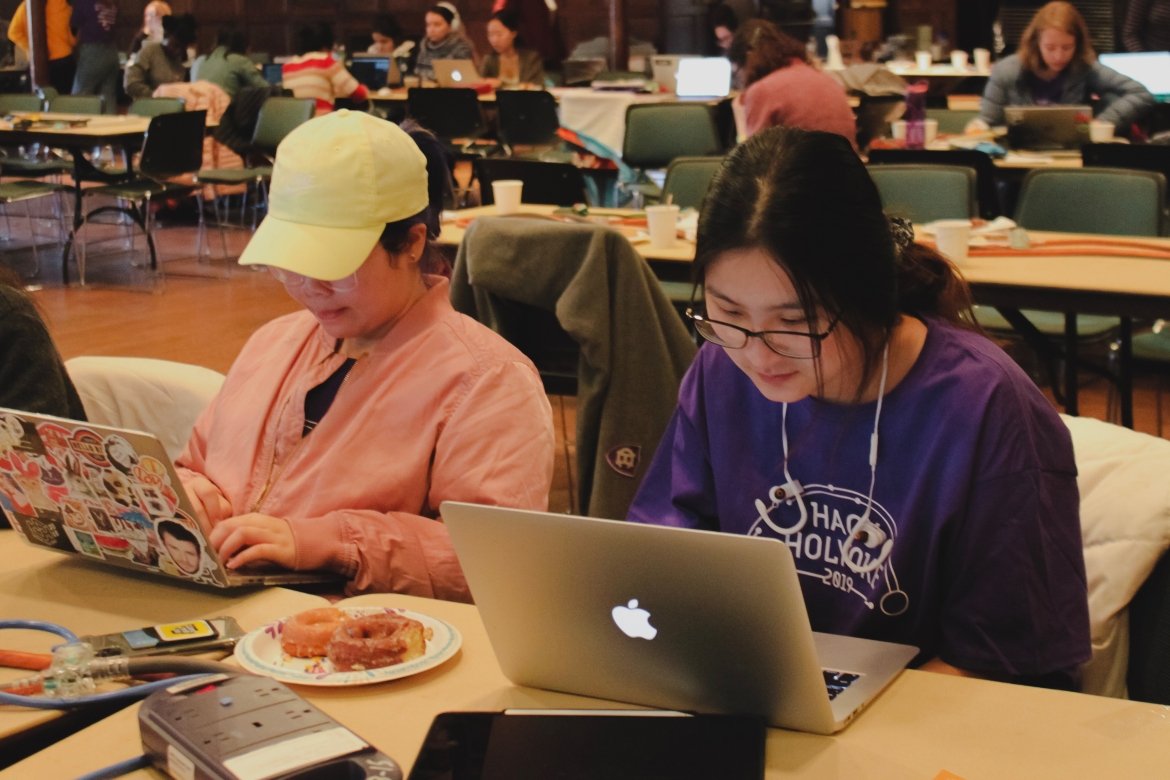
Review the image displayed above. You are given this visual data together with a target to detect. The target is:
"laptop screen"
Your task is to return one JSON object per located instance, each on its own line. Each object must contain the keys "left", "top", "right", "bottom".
{"left": 1098, "top": 51, "right": 1170, "bottom": 100}
{"left": 349, "top": 56, "right": 391, "bottom": 91}
{"left": 675, "top": 58, "right": 732, "bottom": 98}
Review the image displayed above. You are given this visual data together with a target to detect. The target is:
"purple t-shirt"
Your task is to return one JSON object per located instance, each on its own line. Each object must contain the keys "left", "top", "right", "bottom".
{"left": 628, "top": 318, "right": 1090, "bottom": 680}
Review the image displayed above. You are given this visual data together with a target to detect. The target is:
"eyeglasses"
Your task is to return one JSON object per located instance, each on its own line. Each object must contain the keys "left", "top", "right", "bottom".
{"left": 685, "top": 307, "right": 840, "bottom": 359}
{"left": 266, "top": 266, "right": 359, "bottom": 293}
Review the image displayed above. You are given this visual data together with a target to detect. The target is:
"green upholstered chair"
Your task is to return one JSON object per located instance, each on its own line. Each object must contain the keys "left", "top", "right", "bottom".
{"left": 621, "top": 102, "right": 724, "bottom": 205}
{"left": 48, "top": 94, "right": 105, "bottom": 114}
{"left": 660, "top": 156, "right": 724, "bottom": 212}
{"left": 128, "top": 97, "right": 185, "bottom": 117}
{"left": 867, "top": 163, "right": 978, "bottom": 224}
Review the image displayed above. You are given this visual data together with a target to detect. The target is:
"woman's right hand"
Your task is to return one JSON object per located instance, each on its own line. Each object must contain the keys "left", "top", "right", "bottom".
{"left": 181, "top": 474, "right": 233, "bottom": 531}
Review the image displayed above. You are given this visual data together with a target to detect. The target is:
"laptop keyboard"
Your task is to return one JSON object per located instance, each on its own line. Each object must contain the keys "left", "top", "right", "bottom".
{"left": 823, "top": 670, "right": 861, "bottom": 700}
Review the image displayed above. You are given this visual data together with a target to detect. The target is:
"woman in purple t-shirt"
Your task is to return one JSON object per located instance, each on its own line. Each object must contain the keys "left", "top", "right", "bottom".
{"left": 628, "top": 127, "right": 1091, "bottom": 689}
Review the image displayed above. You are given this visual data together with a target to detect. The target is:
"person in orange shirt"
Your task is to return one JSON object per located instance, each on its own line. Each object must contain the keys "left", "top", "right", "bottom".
{"left": 7, "top": 0, "right": 77, "bottom": 95}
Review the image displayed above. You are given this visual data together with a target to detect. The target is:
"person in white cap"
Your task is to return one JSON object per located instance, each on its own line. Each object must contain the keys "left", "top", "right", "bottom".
{"left": 175, "top": 110, "right": 554, "bottom": 601}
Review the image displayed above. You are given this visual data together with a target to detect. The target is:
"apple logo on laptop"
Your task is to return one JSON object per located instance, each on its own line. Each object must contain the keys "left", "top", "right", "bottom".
{"left": 612, "top": 599, "right": 657, "bottom": 640}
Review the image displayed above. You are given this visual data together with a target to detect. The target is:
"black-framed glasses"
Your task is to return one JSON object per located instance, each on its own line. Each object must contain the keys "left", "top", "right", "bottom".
{"left": 685, "top": 308, "right": 841, "bottom": 359}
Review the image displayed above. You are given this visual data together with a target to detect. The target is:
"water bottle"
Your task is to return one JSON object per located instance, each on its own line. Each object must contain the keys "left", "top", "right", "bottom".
{"left": 904, "top": 81, "right": 928, "bottom": 149}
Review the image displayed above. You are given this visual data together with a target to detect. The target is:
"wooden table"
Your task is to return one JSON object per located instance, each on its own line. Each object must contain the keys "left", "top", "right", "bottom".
{"left": 4, "top": 578, "right": 1170, "bottom": 777}
{"left": 0, "top": 113, "right": 152, "bottom": 283}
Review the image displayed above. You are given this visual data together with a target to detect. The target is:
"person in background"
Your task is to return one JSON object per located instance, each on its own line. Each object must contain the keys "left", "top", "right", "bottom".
{"left": 708, "top": 2, "right": 739, "bottom": 55}
{"left": 481, "top": 9, "right": 544, "bottom": 88}
{"left": 128, "top": 0, "right": 170, "bottom": 59}
{"left": 1122, "top": 0, "right": 1170, "bottom": 52}
{"left": 0, "top": 268, "right": 86, "bottom": 423}
{"left": 414, "top": 3, "right": 474, "bottom": 82}
{"left": 728, "top": 19, "right": 857, "bottom": 147}
{"left": 368, "top": 13, "right": 402, "bottom": 55}
{"left": 7, "top": 0, "right": 77, "bottom": 96}
{"left": 124, "top": 12, "right": 196, "bottom": 99}
{"left": 281, "top": 22, "right": 368, "bottom": 115}
{"left": 192, "top": 25, "right": 267, "bottom": 98}
{"left": 71, "top": 0, "right": 119, "bottom": 113}
{"left": 491, "top": 0, "right": 564, "bottom": 68}
{"left": 628, "top": 126, "right": 1090, "bottom": 689}
{"left": 177, "top": 111, "right": 554, "bottom": 599}
{"left": 972, "top": 1, "right": 1154, "bottom": 132}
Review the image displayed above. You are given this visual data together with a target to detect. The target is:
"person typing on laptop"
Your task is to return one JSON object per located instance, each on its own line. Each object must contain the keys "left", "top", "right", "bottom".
{"left": 414, "top": 3, "right": 476, "bottom": 83}
{"left": 627, "top": 127, "right": 1091, "bottom": 689}
{"left": 175, "top": 111, "right": 554, "bottom": 601}
{"left": 969, "top": 1, "right": 1154, "bottom": 135}
{"left": 481, "top": 9, "right": 545, "bottom": 88}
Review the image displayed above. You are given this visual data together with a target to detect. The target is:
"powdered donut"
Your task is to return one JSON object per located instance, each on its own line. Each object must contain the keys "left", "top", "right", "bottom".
{"left": 280, "top": 607, "right": 349, "bottom": 657}
{"left": 326, "top": 612, "right": 432, "bottom": 671}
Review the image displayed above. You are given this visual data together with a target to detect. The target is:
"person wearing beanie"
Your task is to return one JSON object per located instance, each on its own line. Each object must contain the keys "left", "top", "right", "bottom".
{"left": 175, "top": 111, "right": 554, "bottom": 601}
{"left": 414, "top": 2, "right": 475, "bottom": 82}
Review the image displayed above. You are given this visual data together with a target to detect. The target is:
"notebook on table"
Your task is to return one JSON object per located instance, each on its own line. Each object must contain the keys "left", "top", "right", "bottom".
{"left": 440, "top": 501, "right": 918, "bottom": 735}
{"left": 1004, "top": 104, "right": 1092, "bottom": 152}
{"left": 0, "top": 407, "right": 339, "bottom": 589}
{"left": 433, "top": 58, "right": 481, "bottom": 87}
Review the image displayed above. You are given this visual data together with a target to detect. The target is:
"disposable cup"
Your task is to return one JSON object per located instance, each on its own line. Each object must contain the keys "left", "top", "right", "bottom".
{"left": 973, "top": 48, "right": 991, "bottom": 72}
{"left": 915, "top": 51, "right": 933, "bottom": 70}
{"left": 950, "top": 50, "right": 969, "bottom": 69}
{"left": 924, "top": 118, "right": 939, "bottom": 145}
{"left": 891, "top": 119, "right": 907, "bottom": 141}
{"left": 1089, "top": 120, "right": 1115, "bottom": 142}
{"left": 645, "top": 204, "right": 680, "bottom": 249}
{"left": 933, "top": 219, "right": 972, "bottom": 265}
{"left": 492, "top": 179, "right": 524, "bottom": 215}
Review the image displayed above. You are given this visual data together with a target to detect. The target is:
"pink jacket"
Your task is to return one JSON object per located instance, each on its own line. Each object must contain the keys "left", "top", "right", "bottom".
{"left": 743, "top": 60, "right": 857, "bottom": 148}
{"left": 177, "top": 277, "right": 554, "bottom": 601}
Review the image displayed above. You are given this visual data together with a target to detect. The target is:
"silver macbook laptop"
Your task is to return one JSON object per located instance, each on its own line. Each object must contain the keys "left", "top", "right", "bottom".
{"left": 1004, "top": 104, "right": 1092, "bottom": 151}
{"left": 433, "top": 58, "right": 481, "bottom": 87}
{"left": 650, "top": 55, "right": 696, "bottom": 94}
{"left": 441, "top": 501, "right": 917, "bottom": 734}
{"left": 0, "top": 407, "right": 338, "bottom": 589}
{"left": 675, "top": 57, "right": 733, "bottom": 98}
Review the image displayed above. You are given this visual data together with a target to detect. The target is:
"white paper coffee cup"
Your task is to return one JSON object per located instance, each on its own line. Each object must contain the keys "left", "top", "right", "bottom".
{"left": 915, "top": 51, "right": 933, "bottom": 70}
{"left": 492, "top": 179, "right": 524, "bottom": 215}
{"left": 973, "top": 48, "right": 991, "bottom": 71}
{"left": 933, "top": 219, "right": 972, "bottom": 265}
{"left": 645, "top": 204, "right": 680, "bottom": 249}
{"left": 950, "top": 50, "right": 969, "bottom": 69}
{"left": 891, "top": 119, "right": 907, "bottom": 140}
{"left": 1089, "top": 120, "right": 1115, "bottom": 143}
{"left": 924, "top": 118, "right": 939, "bottom": 144}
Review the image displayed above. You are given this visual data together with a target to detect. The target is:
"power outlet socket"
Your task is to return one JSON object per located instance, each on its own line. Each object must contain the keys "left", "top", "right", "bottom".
{"left": 139, "top": 674, "right": 402, "bottom": 780}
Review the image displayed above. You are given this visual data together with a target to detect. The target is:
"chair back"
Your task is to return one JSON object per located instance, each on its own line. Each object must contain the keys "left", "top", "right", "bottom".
{"left": 1015, "top": 167, "right": 1166, "bottom": 236}
{"left": 924, "top": 107, "right": 980, "bottom": 135}
{"left": 0, "top": 93, "right": 44, "bottom": 113}
{"left": 251, "top": 97, "right": 315, "bottom": 153}
{"left": 622, "top": 102, "right": 723, "bottom": 170}
{"left": 495, "top": 89, "right": 561, "bottom": 150}
{"left": 65, "top": 356, "right": 225, "bottom": 462}
{"left": 139, "top": 109, "right": 208, "bottom": 179}
{"left": 867, "top": 164, "right": 978, "bottom": 224}
{"left": 868, "top": 148, "right": 1002, "bottom": 219}
{"left": 34, "top": 85, "right": 58, "bottom": 103}
{"left": 473, "top": 158, "right": 588, "bottom": 207}
{"left": 661, "top": 156, "right": 724, "bottom": 211}
{"left": 129, "top": 97, "right": 186, "bottom": 117}
{"left": 1083, "top": 143, "right": 1170, "bottom": 234}
{"left": 406, "top": 87, "right": 487, "bottom": 142}
{"left": 48, "top": 94, "right": 105, "bottom": 114}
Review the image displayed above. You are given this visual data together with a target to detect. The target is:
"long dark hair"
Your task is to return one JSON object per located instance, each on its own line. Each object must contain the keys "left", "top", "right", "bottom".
{"left": 728, "top": 19, "right": 809, "bottom": 87}
{"left": 378, "top": 119, "right": 454, "bottom": 274}
{"left": 695, "top": 127, "right": 976, "bottom": 394}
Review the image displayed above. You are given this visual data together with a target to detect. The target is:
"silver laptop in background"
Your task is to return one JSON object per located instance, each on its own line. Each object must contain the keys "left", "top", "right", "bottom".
{"left": 441, "top": 501, "right": 917, "bottom": 735}
{"left": 650, "top": 54, "right": 696, "bottom": 93}
{"left": 0, "top": 407, "right": 339, "bottom": 589}
{"left": 433, "top": 58, "right": 481, "bottom": 87}
{"left": 675, "top": 57, "right": 733, "bottom": 98}
{"left": 1098, "top": 51, "right": 1170, "bottom": 101}
{"left": 1004, "top": 104, "right": 1093, "bottom": 152}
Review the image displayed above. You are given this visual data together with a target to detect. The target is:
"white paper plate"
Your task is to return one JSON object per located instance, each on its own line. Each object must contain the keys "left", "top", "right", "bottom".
{"left": 233, "top": 606, "right": 461, "bottom": 686}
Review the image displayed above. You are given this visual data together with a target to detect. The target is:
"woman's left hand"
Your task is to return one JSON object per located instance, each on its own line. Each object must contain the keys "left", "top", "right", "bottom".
{"left": 208, "top": 513, "right": 297, "bottom": 570}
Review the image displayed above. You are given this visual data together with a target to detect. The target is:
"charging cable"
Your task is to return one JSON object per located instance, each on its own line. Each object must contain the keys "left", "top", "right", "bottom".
{"left": 0, "top": 619, "right": 235, "bottom": 709}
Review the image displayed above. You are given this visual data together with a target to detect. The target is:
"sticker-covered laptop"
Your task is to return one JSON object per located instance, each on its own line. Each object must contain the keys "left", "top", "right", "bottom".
{"left": 441, "top": 501, "right": 917, "bottom": 734}
{"left": 0, "top": 407, "right": 338, "bottom": 589}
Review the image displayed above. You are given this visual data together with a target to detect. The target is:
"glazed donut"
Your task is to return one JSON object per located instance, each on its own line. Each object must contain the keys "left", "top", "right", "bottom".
{"left": 327, "top": 612, "right": 432, "bottom": 672}
{"left": 281, "top": 607, "right": 349, "bottom": 658}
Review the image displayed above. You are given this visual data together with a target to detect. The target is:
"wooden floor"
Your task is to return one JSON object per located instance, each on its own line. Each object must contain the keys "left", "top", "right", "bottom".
{"left": 4, "top": 212, "right": 1167, "bottom": 525}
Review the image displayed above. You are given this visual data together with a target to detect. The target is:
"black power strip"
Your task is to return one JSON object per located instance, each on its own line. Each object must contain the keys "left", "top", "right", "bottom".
{"left": 139, "top": 674, "right": 402, "bottom": 780}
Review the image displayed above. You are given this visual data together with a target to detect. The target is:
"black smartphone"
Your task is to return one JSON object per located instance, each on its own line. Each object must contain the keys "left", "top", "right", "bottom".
{"left": 80, "top": 617, "right": 245, "bottom": 657}
{"left": 408, "top": 710, "right": 766, "bottom": 780}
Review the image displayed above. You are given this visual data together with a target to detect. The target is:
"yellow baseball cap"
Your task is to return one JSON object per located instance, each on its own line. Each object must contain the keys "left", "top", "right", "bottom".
{"left": 238, "top": 110, "right": 429, "bottom": 280}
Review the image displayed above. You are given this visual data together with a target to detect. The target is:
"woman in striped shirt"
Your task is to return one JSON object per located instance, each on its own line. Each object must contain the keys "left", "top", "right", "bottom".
{"left": 281, "top": 23, "right": 368, "bottom": 115}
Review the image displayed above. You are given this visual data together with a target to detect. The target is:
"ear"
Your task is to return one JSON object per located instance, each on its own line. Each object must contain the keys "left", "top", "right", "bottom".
{"left": 403, "top": 222, "right": 428, "bottom": 267}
